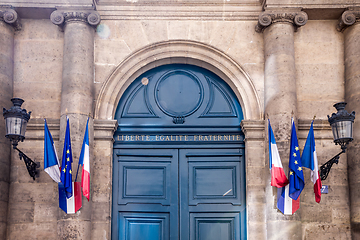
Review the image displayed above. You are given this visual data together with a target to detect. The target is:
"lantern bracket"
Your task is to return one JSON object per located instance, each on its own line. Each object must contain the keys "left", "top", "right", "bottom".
{"left": 319, "top": 149, "right": 345, "bottom": 181}
{"left": 14, "top": 146, "right": 40, "bottom": 180}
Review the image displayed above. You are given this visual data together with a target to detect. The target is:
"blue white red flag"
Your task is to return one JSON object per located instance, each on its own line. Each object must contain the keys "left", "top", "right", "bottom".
{"left": 60, "top": 117, "right": 73, "bottom": 198}
{"left": 288, "top": 119, "right": 305, "bottom": 200}
{"left": 301, "top": 121, "right": 322, "bottom": 203}
{"left": 58, "top": 182, "right": 82, "bottom": 214}
{"left": 79, "top": 118, "right": 90, "bottom": 201}
{"left": 277, "top": 184, "right": 300, "bottom": 215}
{"left": 268, "top": 119, "right": 289, "bottom": 188}
{"left": 44, "top": 119, "right": 61, "bottom": 183}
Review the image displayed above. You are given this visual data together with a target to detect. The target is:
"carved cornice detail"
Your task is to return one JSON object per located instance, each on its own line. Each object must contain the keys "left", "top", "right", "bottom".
{"left": 50, "top": 10, "right": 101, "bottom": 29}
{"left": 255, "top": 10, "right": 308, "bottom": 33}
{"left": 337, "top": 9, "right": 360, "bottom": 32}
{"left": 0, "top": 7, "right": 21, "bottom": 31}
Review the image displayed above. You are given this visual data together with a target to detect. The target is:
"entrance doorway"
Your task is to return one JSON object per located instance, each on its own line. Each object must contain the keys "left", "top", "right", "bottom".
{"left": 112, "top": 64, "right": 246, "bottom": 240}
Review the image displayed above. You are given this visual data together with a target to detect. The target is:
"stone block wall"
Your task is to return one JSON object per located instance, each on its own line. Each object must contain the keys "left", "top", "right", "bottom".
{"left": 0, "top": 1, "right": 357, "bottom": 239}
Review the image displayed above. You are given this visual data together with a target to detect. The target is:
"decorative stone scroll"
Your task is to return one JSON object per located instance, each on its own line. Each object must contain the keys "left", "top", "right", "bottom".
{"left": 50, "top": 9, "right": 101, "bottom": 29}
{"left": 255, "top": 10, "right": 308, "bottom": 33}
{"left": 337, "top": 9, "right": 360, "bottom": 32}
{"left": 0, "top": 7, "right": 21, "bottom": 31}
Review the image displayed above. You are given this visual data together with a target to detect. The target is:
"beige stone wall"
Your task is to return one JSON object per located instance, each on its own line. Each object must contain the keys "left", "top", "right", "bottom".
{"left": 14, "top": 19, "right": 63, "bottom": 119}
{"left": 2, "top": 6, "right": 355, "bottom": 240}
{"left": 94, "top": 20, "right": 265, "bottom": 118}
{"left": 7, "top": 19, "right": 63, "bottom": 239}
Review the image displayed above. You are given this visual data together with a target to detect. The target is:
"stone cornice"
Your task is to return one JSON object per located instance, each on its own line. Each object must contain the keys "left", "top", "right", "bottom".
{"left": 50, "top": 9, "right": 101, "bottom": 29}
{"left": 255, "top": 10, "right": 308, "bottom": 33}
{"left": 240, "top": 120, "right": 265, "bottom": 141}
{"left": 94, "top": 119, "right": 118, "bottom": 141}
{"left": 337, "top": 8, "right": 360, "bottom": 32}
{"left": 0, "top": 6, "right": 21, "bottom": 31}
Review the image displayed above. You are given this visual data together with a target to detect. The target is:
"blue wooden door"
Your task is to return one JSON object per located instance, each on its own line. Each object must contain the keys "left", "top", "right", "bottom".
{"left": 112, "top": 64, "right": 246, "bottom": 239}
{"left": 113, "top": 148, "right": 178, "bottom": 240}
{"left": 113, "top": 147, "right": 246, "bottom": 240}
{"left": 179, "top": 148, "right": 246, "bottom": 240}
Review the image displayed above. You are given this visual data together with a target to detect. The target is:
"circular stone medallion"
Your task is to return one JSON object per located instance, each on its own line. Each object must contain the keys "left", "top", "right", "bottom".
{"left": 155, "top": 70, "right": 204, "bottom": 117}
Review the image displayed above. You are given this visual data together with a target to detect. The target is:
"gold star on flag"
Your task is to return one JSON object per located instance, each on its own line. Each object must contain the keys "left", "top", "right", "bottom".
{"left": 295, "top": 146, "right": 299, "bottom": 151}
{"left": 290, "top": 171, "right": 293, "bottom": 175}
{"left": 294, "top": 160, "right": 298, "bottom": 165}
{"left": 293, "top": 153, "right": 297, "bottom": 157}
{"left": 298, "top": 166, "right": 302, "bottom": 171}
{"left": 67, "top": 150, "right": 70, "bottom": 154}
{"left": 62, "top": 168, "right": 66, "bottom": 173}
{"left": 69, "top": 170, "right": 72, "bottom": 174}
{"left": 67, "top": 157, "right": 70, "bottom": 162}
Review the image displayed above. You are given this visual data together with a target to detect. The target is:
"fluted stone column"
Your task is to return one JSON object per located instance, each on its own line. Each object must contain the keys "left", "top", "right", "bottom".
{"left": 0, "top": 7, "right": 20, "bottom": 239}
{"left": 337, "top": 8, "right": 360, "bottom": 239}
{"left": 256, "top": 10, "right": 307, "bottom": 240}
{"left": 51, "top": 9, "right": 100, "bottom": 239}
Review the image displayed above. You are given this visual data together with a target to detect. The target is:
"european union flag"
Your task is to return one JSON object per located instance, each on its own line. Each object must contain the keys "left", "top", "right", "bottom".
{"left": 288, "top": 119, "right": 304, "bottom": 200}
{"left": 60, "top": 117, "right": 73, "bottom": 198}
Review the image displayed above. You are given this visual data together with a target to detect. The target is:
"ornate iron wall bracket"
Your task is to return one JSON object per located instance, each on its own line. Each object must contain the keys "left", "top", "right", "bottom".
{"left": 14, "top": 147, "right": 40, "bottom": 180}
{"left": 320, "top": 149, "right": 345, "bottom": 181}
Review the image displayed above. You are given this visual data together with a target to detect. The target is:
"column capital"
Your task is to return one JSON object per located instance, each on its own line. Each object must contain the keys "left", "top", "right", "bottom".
{"left": 50, "top": 9, "right": 101, "bottom": 29}
{"left": 337, "top": 8, "right": 360, "bottom": 32}
{"left": 255, "top": 10, "right": 308, "bottom": 33}
{"left": 0, "top": 6, "right": 21, "bottom": 31}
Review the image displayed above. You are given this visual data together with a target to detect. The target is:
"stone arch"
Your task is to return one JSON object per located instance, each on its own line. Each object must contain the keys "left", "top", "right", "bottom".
{"left": 94, "top": 40, "right": 262, "bottom": 120}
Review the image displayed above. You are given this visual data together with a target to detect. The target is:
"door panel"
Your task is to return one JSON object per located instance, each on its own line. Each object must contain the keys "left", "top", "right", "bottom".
{"left": 119, "top": 212, "right": 170, "bottom": 240}
{"left": 180, "top": 149, "right": 246, "bottom": 240}
{"left": 113, "top": 148, "right": 246, "bottom": 240}
{"left": 113, "top": 149, "right": 178, "bottom": 240}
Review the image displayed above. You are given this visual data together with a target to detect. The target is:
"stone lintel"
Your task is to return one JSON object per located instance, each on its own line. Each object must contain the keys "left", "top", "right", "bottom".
{"left": 255, "top": 9, "right": 308, "bottom": 33}
{"left": 0, "top": 6, "right": 21, "bottom": 31}
{"left": 50, "top": 8, "right": 100, "bottom": 29}
{"left": 337, "top": 8, "right": 360, "bottom": 32}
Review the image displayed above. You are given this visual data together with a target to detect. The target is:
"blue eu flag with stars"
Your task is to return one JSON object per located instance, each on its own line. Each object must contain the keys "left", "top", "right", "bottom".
{"left": 60, "top": 117, "right": 73, "bottom": 199}
{"left": 288, "top": 119, "right": 304, "bottom": 200}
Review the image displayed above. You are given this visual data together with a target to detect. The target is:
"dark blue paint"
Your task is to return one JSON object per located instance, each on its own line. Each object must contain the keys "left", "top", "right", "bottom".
{"left": 112, "top": 64, "right": 246, "bottom": 240}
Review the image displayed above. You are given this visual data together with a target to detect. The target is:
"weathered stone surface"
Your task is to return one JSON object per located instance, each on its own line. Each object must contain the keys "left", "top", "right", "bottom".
{"left": 57, "top": 220, "right": 91, "bottom": 240}
{"left": 8, "top": 222, "right": 58, "bottom": 240}
{"left": 8, "top": 201, "right": 35, "bottom": 224}
{"left": 303, "top": 224, "right": 351, "bottom": 240}
{"left": 91, "top": 221, "right": 110, "bottom": 240}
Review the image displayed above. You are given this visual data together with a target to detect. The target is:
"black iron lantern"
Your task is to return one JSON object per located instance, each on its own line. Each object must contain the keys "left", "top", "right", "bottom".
{"left": 3, "top": 98, "right": 31, "bottom": 148}
{"left": 320, "top": 102, "right": 355, "bottom": 180}
{"left": 328, "top": 102, "right": 355, "bottom": 149}
{"left": 3, "top": 98, "right": 39, "bottom": 180}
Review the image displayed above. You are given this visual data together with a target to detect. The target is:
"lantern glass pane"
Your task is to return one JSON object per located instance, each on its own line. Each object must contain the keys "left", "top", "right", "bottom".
{"left": 331, "top": 120, "right": 353, "bottom": 141}
{"left": 5, "top": 117, "right": 27, "bottom": 137}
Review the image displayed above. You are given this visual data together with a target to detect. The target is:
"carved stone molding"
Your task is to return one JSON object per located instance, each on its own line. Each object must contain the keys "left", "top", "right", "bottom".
{"left": 337, "top": 9, "right": 360, "bottom": 32}
{"left": 0, "top": 7, "right": 21, "bottom": 31}
{"left": 50, "top": 9, "right": 101, "bottom": 29}
{"left": 255, "top": 10, "right": 308, "bottom": 33}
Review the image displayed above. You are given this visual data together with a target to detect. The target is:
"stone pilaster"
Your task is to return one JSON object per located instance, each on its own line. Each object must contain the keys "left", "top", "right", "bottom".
{"left": 51, "top": 9, "right": 100, "bottom": 239}
{"left": 256, "top": 9, "right": 308, "bottom": 240}
{"left": 0, "top": 6, "right": 19, "bottom": 239}
{"left": 91, "top": 119, "right": 117, "bottom": 240}
{"left": 337, "top": 8, "right": 360, "bottom": 239}
{"left": 240, "top": 120, "right": 266, "bottom": 240}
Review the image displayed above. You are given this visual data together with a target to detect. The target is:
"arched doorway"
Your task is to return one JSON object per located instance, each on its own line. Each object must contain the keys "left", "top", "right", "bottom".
{"left": 112, "top": 64, "right": 246, "bottom": 240}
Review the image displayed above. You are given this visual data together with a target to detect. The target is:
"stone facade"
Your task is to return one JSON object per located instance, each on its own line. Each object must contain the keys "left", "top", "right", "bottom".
{"left": 0, "top": 0, "right": 359, "bottom": 239}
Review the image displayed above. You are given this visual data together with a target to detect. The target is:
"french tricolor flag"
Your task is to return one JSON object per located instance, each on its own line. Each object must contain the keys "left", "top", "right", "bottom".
{"left": 59, "top": 182, "right": 82, "bottom": 214}
{"left": 268, "top": 120, "right": 289, "bottom": 188}
{"left": 44, "top": 119, "right": 61, "bottom": 183}
{"left": 277, "top": 184, "right": 300, "bottom": 215}
{"left": 79, "top": 118, "right": 90, "bottom": 201}
{"left": 301, "top": 121, "right": 322, "bottom": 203}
